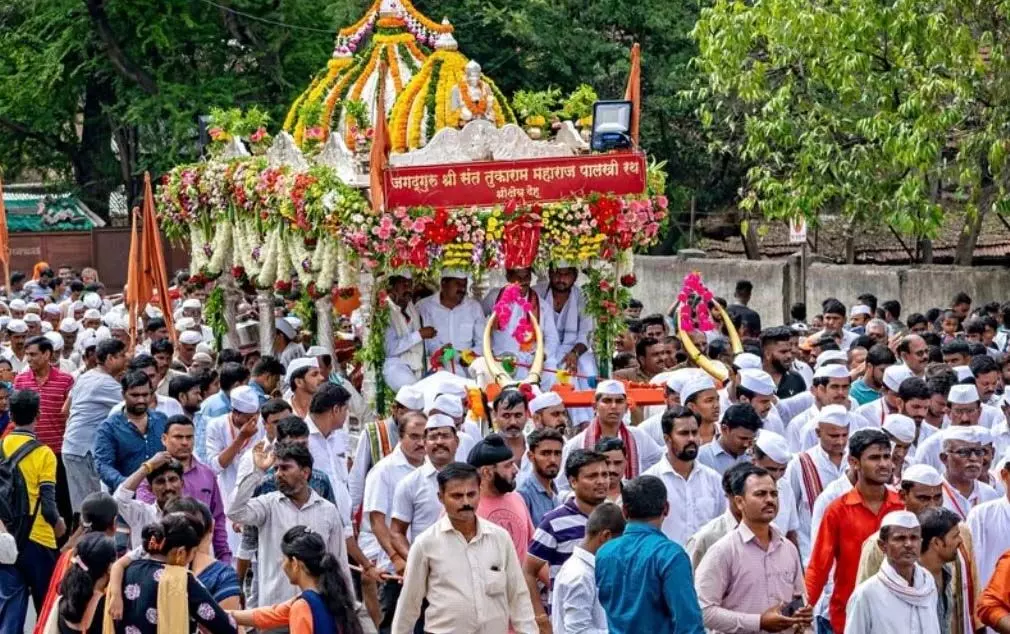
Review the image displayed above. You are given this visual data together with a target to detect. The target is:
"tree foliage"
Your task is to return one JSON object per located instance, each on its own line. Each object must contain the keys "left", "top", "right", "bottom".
{"left": 692, "top": 0, "right": 1010, "bottom": 262}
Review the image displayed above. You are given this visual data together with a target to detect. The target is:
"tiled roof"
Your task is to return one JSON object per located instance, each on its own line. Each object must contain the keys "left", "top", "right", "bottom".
{"left": 3, "top": 186, "right": 105, "bottom": 232}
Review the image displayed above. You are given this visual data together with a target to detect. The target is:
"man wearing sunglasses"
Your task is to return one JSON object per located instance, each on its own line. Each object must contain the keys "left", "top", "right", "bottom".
{"left": 939, "top": 425, "right": 1001, "bottom": 521}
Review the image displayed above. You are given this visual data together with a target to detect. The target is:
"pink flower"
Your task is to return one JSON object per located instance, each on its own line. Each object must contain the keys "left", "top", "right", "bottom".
{"left": 250, "top": 127, "right": 267, "bottom": 143}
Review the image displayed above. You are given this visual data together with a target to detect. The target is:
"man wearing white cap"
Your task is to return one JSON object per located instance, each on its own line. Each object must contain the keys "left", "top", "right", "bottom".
{"left": 528, "top": 391, "right": 568, "bottom": 436}
{"left": 752, "top": 430, "right": 800, "bottom": 543}
{"left": 482, "top": 268, "right": 561, "bottom": 385}
{"left": 915, "top": 385, "right": 985, "bottom": 471}
{"left": 23, "top": 312, "right": 42, "bottom": 338}
{"left": 361, "top": 411, "right": 426, "bottom": 628}
{"left": 415, "top": 373, "right": 482, "bottom": 444}
{"left": 424, "top": 392, "right": 477, "bottom": 463}
{"left": 784, "top": 403, "right": 850, "bottom": 562}
{"left": 849, "top": 304, "right": 872, "bottom": 330}
{"left": 205, "top": 385, "right": 264, "bottom": 552}
{"left": 81, "top": 308, "right": 101, "bottom": 331}
{"left": 273, "top": 316, "right": 305, "bottom": 368}
{"left": 786, "top": 362, "right": 852, "bottom": 453}
{"left": 556, "top": 380, "right": 663, "bottom": 495}
{"left": 8, "top": 298, "right": 25, "bottom": 319}
{"left": 855, "top": 364, "right": 912, "bottom": 430}
{"left": 940, "top": 426, "right": 1000, "bottom": 521}
{"left": 58, "top": 317, "right": 80, "bottom": 371}
{"left": 682, "top": 373, "right": 722, "bottom": 445}
{"left": 181, "top": 297, "right": 214, "bottom": 344}
{"left": 698, "top": 403, "right": 762, "bottom": 475}
{"left": 639, "top": 368, "right": 702, "bottom": 447}
{"left": 882, "top": 413, "right": 917, "bottom": 480}
{"left": 642, "top": 405, "right": 725, "bottom": 546}
{"left": 2, "top": 319, "right": 27, "bottom": 373}
{"left": 382, "top": 272, "right": 432, "bottom": 391}
{"left": 348, "top": 385, "right": 423, "bottom": 520}
{"left": 175, "top": 329, "right": 202, "bottom": 370}
{"left": 844, "top": 511, "right": 940, "bottom": 634}
{"left": 967, "top": 451, "right": 1010, "bottom": 604}
{"left": 42, "top": 302, "right": 61, "bottom": 330}
{"left": 535, "top": 264, "right": 596, "bottom": 394}
{"left": 733, "top": 368, "right": 786, "bottom": 435}
{"left": 415, "top": 269, "right": 484, "bottom": 379}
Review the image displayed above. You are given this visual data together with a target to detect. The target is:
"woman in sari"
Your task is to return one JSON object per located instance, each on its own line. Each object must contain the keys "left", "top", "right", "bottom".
{"left": 229, "top": 526, "right": 363, "bottom": 634}
{"left": 110, "top": 513, "right": 236, "bottom": 634}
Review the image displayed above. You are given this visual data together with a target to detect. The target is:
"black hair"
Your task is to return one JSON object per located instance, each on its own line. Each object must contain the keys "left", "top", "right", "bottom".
{"left": 195, "top": 369, "right": 218, "bottom": 395}
{"left": 661, "top": 406, "right": 695, "bottom": 435}
{"left": 79, "top": 492, "right": 119, "bottom": 533}
{"left": 120, "top": 370, "right": 152, "bottom": 392}
{"left": 436, "top": 461, "right": 480, "bottom": 491}
{"left": 168, "top": 374, "right": 202, "bottom": 401}
{"left": 941, "top": 339, "right": 970, "bottom": 357}
{"left": 25, "top": 335, "right": 52, "bottom": 356}
{"left": 626, "top": 319, "right": 643, "bottom": 335}
{"left": 276, "top": 415, "right": 310, "bottom": 441}
{"left": 262, "top": 398, "right": 293, "bottom": 419}
{"left": 594, "top": 436, "right": 626, "bottom": 454}
{"left": 970, "top": 354, "right": 1000, "bottom": 377}
{"left": 95, "top": 338, "right": 126, "bottom": 363}
{"left": 850, "top": 335, "right": 874, "bottom": 352}
{"left": 822, "top": 299, "right": 846, "bottom": 317}
{"left": 281, "top": 526, "right": 364, "bottom": 634}
{"left": 640, "top": 314, "right": 666, "bottom": 331}
{"left": 628, "top": 299, "right": 643, "bottom": 309}
{"left": 721, "top": 403, "right": 764, "bottom": 433}
{"left": 289, "top": 364, "right": 314, "bottom": 390}
{"left": 906, "top": 313, "right": 927, "bottom": 329}
{"left": 897, "top": 335, "right": 923, "bottom": 355}
{"left": 274, "top": 441, "right": 314, "bottom": 470}
{"left": 881, "top": 300, "right": 901, "bottom": 320}
{"left": 565, "top": 449, "right": 608, "bottom": 480}
{"left": 493, "top": 389, "right": 527, "bottom": 413}
{"left": 866, "top": 344, "right": 897, "bottom": 367}
{"left": 309, "top": 383, "right": 351, "bottom": 414}
{"left": 9, "top": 389, "right": 39, "bottom": 427}
{"left": 164, "top": 414, "right": 194, "bottom": 436}
{"left": 735, "top": 280, "right": 753, "bottom": 294}
{"left": 952, "top": 292, "right": 972, "bottom": 307}
{"left": 968, "top": 342, "right": 989, "bottom": 358}
{"left": 726, "top": 462, "right": 771, "bottom": 497}
{"left": 146, "top": 459, "right": 184, "bottom": 484}
{"left": 58, "top": 533, "right": 117, "bottom": 625}
{"left": 586, "top": 503, "right": 626, "bottom": 538}
{"left": 897, "top": 377, "right": 931, "bottom": 401}
{"left": 857, "top": 293, "right": 878, "bottom": 313}
{"left": 849, "top": 428, "right": 891, "bottom": 459}
{"left": 128, "top": 354, "right": 157, "bottom": 373}
{"left": 218, "top": 348, "right": 244, "bottom": 367}
{"left": 635, "top": 336, "right": 662, "bottom": 359}
{"left": 163, "top": 496, "right": 213, "bottom": 539}
{"left": 707, "top": 338, "right": 731, "bottom": 361}
{"left": 612, "top": 352, "right": 637, "bottom": 371}
{"left": 219, "top": 362, "right": 250, "bottom": 393}
{"left": 790, "top": 303, "right": 807, "bottom": 322}
{"left": 622, "top": 475, "right": 668, "bottom": 520}
{"left": 144, "top": 317, "right": 166, "bottom": 333}
{"left": 528, "top": 428, "right": 564, "bottom": 451}
{"left": 141, "top": 512, "right": 202, "bottom": 555}
{"left": 918, "top": 507, "right": 961, "bottom": 554}
{"left": 814, "top": 337, "right": 840, "bottom": 352}
{"left": 759, "top": 326, "right": 792, "bottom": 347}
{"left": 964, "top": 318, "right": 985, "bottom": 336}
{"left": 253, "top": 355, "right": 285, "bottom": 377}
{"left": 150, "top": 338, "right": 174, "bottom": 357}
{"left": 925, "top": 307, "right": 942, "bottom": 324}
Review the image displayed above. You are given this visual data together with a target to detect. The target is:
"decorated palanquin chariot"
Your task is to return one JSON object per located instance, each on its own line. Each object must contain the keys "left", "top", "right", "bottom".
{"left": 156, "top": 0, "right": 686, "bottom": 416}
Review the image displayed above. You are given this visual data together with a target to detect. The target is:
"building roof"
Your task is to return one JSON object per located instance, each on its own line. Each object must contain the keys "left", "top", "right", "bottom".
{"left": 3, "top": 186, "right": 106, "bottom": 232}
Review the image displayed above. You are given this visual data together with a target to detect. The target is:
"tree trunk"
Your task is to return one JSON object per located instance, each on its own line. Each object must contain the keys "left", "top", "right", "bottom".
{"left": 918, "top": 238, "right": 934, "bottom": 264}
{"left": 741, "top": 214, "right": 760, "bottom": 259}
{"left": 954, "top": 185, "right": 994, "bottom": 266}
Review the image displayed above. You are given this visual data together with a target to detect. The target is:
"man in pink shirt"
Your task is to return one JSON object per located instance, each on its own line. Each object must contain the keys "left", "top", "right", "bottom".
{"left": 695, "top": 463, "right": 813, "bottom": 633}
{"left": 468, "top": 432, "right": 535, "bottom": 562}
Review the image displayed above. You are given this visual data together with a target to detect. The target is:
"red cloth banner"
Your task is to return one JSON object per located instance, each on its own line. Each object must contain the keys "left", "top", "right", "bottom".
{"left": 383, "top": 151, "right": 647, "bottom": 209}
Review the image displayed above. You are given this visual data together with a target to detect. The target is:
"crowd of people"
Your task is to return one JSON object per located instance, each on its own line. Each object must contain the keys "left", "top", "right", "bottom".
{"left": 5, "top": 262, "right": 1010, "bottom": 633}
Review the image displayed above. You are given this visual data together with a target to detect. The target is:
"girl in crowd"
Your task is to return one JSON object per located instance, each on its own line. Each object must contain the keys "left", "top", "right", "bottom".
{"left": 49, "top": 533, "right": 116, "bottom": 634}
{"left": 110, "top": 513, "right": 236, "bottom": 634}
{"left": 229, "top": 526, "right": 363, "bottom": 634}
{"left": 163, "top": 497, "right": 240, "bottom": 609}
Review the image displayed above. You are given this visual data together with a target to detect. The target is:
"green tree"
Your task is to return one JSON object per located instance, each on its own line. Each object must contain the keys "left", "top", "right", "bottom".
{"left": 693, "top": 0, "right": 1010, "bottom": 264}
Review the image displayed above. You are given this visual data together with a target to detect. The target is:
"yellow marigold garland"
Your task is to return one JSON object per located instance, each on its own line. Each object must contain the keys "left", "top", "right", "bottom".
{"left": 407, "top": 73, "right": 429, "bottom": 150}
{"left": 399, "top": 0, "right": 453, "bottom": 34}
{"left": 339, "top": 1, "right": 378, "bottom": 37}
{"left": 387, "top": 45, "right": 403, "bottom": 94}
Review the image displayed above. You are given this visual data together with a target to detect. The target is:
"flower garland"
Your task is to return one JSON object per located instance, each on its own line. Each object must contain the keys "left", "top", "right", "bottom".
{"left": 677, "top": 272, "right": 717, "bottom": 333}
{"left": 583, "top": 265, "right": 632, "bottom": 378}
{"left": 457, "top": 80, "right": 491, "bottom": 118}
{"left": 493, "top": 283, "right": 535, "bottom": 351}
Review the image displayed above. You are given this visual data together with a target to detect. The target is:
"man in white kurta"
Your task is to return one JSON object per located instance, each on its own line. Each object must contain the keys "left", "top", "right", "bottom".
{"left": 416, "top": 269, "right": 485, "bottom": 379}
{"left": 481, "top": 268, "right": 561, "bottom": 385}
{"left": 854, "top": 365, "right": 913, "bottom": 430}
{"left": 784, "top": 363, "right": 854, "bottom": 452}
{"left": 938, "top": 425, "right": 1001, "bottom": 521}
{"left": 783, "top": 404, "right": 851, "bottom": 562}
{"left": 382, "top": 273, "right": 430, "bottom": 392}
{"left": 844, "top": 511, "right": 940, "bottom": 634}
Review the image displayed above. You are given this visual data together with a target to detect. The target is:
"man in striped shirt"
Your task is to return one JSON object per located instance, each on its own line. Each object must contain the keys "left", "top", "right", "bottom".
{"left": 13, "top": 335, "right": 74, "bottom": 525}
{"left": 524, "top": 449, "right": 610, "bottom": 627}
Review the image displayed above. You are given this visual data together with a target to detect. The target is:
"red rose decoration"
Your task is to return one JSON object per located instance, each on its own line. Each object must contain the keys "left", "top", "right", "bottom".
{"left": 620, "top": 273, "right": 637, "bottom": 288}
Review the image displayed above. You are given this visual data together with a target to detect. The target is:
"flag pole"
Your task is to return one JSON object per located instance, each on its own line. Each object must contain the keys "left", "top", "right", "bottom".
{"left": 0, "top": 174, "right": 10, "bottom": 295}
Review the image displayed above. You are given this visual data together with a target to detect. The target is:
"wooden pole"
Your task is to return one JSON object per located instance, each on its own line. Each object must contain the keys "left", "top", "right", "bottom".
{"left": 688, "top": 196, "right": 696, "bottom": 248}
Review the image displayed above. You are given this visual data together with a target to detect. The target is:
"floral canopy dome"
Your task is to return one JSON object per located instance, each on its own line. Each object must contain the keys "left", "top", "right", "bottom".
{"left": 389, "top": 27, "right": 514, "bottom": 152}
{"left": 283, "top": 0, "right": 513, "bottom": 154}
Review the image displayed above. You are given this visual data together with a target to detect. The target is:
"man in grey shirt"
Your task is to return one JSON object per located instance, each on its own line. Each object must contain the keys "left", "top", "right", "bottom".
{"left": 62, "top": 338, "right": 127, "bottom": 519}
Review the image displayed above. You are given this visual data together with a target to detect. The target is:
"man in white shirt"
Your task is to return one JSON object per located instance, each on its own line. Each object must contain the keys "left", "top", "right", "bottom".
{"left": 383, "top": 272, "right": 432, "bottom": 391}
{"left": 528, "top": 391, "right": 569, "bottom": 436}
{"left": 751, "top": 430, "right": 800, "bottom": 544}
{"left": 940, "top": 425, "right": 1001, "bottom": 521}
{"left": 112, "top": 452, "right": 183, "bottom": 549}
{"left": 416, "top": 269, "right": 485, "bottom": 379}
{"left": 845, "top": 511, "right": 940, "bottom": 634}
{"left": 783, "top": 403, "right": 850, "bottom": 562}
{"left": 363, "top": 410, "right": 426, "bottom": 631}
{"left": 3, "top": 319, "right": 27, "bottom": 373}
{"left": 425, "top": 392, "right": 477, "bottom": 462}
{"left": 786, "top": 362, "right": 852, "bottom": 452}
{"left": 916, "top": 384, "right": 987, "bottom": 470}
{"left": 732, "top": 368, "right": 785, "bottom": 435}
{"left": 639, "top": 370, "right": 697, "bottom": 447}
{"left": 534, "top": 264, "right": 596, "bottom": 392}
{"left": 391, "top": 462, "right": 536, "bottom": 634}
{"left": 273, "top": 316, "right": 304, "bottom": 368}
{"left": 482, "top": 267, "right": 561, "bottom": 385}
{"left": 855, "top": 364, "right": 913, "bottom": 430}
{"left": 550, "top": 502, "right": 625, "bottom": 634}
{"left": 966, "top": 451, "right": 1010, "bottom": 597}
{"left": 303, "top": 383, "right": 355, "bottom": 538}
{"left": 643, "top": 406, "right": 725, "bottom": 546}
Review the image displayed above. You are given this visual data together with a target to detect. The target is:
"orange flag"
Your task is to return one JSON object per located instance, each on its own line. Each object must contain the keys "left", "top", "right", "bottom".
{"left": 623, "top": 43, "right": 641, "bottom": 145}
{"left": 141, "top": 173, "right": 176, "bottom": 341}
{"left": 0, "top": 175, "right": 10, "bottom": 293}
{"left": 125, "top": 206, "right": 142, "bottom": 346}
{"left": 369, "top": 65, "right": 391, "bottom": 213}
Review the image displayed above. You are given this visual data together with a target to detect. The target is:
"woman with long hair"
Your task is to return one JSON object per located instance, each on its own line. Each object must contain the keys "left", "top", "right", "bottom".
{"left": 109, "top": 513, "right": 236, "bottom": 634}
{"left": 229, "top": 526, "right": 363, "bottom": 634}
{"left": 162, "top": 497, "right": 240, "bottom": 609}
{"left": 49, "top": 533, "right": 116, "bottom": 634}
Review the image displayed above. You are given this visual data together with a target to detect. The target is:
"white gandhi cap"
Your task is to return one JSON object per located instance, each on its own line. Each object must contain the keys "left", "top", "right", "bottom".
{"left": 880, "top": 510, "right": 920, "bottom": 529}
{"left": 229, "top": 385, "right": 260, "bottom": 414}
{"left": 882, "top": 414, "right": 916, "bottom": 444}
{"left": 529, "top": 391, "right": 563, "bottom": 414}
{"left": 738, "top": 369, "right": 776, "bottom": 396}
{"left": 754, "top": 430, "right": 791, "bottom": 464}
{"left": 900, "top": 464, "right": 943, "bottom": 487}
{"left": 948, "top": 384, "right": 980, "bottom": 405}
{"left": 816, "top": 404, "right": 850, "bottom": 428}
{"left": 882, "top": 365, "right": 914, "bottom": 392}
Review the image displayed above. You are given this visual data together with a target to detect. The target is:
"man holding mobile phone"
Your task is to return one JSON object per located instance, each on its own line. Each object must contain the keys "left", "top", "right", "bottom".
{"left": 695, "top": 463, "right": 813, "bottom": 632}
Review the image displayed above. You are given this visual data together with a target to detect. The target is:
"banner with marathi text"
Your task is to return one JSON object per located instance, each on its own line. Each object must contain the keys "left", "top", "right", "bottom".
{"left": 383, "top": 152, "right": 647, "bottom": 208}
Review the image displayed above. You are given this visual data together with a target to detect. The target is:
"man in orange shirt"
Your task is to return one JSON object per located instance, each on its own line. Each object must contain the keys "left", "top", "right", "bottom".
{"left": 979, "top": 549, "right": 1010, "bottom": 632}
{"left": 805, "top": 428, "right": 904, "bottom": 633}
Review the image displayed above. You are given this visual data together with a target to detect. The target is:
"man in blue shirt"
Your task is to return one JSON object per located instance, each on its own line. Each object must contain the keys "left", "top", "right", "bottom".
{"left": 596, "top": 474, "right": 705, "bottom": 634}
{"left": 92, "top": 371, "right": 168, "bottom": 492}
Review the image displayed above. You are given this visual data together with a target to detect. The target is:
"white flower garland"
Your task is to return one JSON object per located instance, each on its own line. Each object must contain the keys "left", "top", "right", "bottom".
{"left": 256, "top": 227, "right": 279, "bottom": 288}
{"left": 206, "top": 218, "right": 233, "bottom": 276}
{"left": 287, "top": 234, "right": 315, "bottom": 286}
{"left": 274, "top": 230, "right": 293, "bottom": 286}
{"left": 238, "top": 218, "right": 265, "bottom": 277}
{"left": 189, "top": 224, "right": 209, "bottom": 271}
{"left": 315, "top": 238, "right": 340, "bottom": 292}
{"left": 337, "top": 244, "right": 355, "bottom": 288}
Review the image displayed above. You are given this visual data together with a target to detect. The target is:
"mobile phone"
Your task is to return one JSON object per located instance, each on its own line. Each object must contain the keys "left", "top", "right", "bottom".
{"left": 781, "top": 596, "right": 805, "bottom": 617}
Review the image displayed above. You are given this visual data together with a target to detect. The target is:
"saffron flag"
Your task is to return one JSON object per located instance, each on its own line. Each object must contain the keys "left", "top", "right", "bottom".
{"left": 623, "top": 43, "right": 641, "bottom": 145}
{"left": 126, "top": 173, "right": 176, "bottom": 346}
{"left": 370, "top": 65, "right": 392, "bottom": 213}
